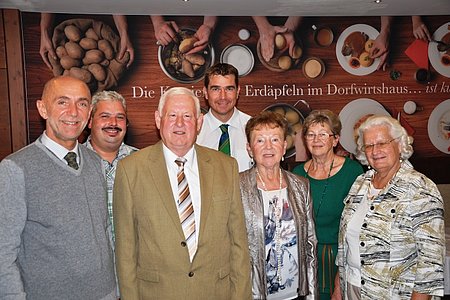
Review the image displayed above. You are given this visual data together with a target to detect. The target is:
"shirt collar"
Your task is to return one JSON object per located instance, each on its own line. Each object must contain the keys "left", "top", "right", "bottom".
{"left": 41, "top": 131, "right": 79, "bottom": 160}
{"left": 162, "top": 144, "right": 196, "bottom": 169}
{"left": 206, "top": 107, "right": 239, "bottom": 128}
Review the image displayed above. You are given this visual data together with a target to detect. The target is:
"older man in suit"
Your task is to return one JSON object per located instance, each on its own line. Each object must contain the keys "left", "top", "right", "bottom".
{"left": 113, "top": 87, "right": 251, "bottom": 300}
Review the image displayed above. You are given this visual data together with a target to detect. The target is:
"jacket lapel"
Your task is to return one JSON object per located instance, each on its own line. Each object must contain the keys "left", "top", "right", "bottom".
{"left": 148, "top": 141, "right": 185, "bottom": 238}
{"left": 196, "top": 145, "right": 214, "bottom": 243}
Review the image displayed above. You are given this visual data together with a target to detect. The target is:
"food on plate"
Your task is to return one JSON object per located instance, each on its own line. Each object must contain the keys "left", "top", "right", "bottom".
{"left": 359, "top": 51, "right": 374, "bottom": 67}
{"left": 439, "top": 110, "right": 450, "bottom": 140}
{"left": 179, "top": 37, "right": 198, "bottom": 53}
{"left": 272, "top": 107, "right": 286, "bottom": 116}
{"left": 285, "top": 109, "right": 301, "bottom": 124}
{"left": 442, "top": 54, "right": 450, "bottom": 66}
{"left": 364, "top": 39, "right": 375, "bottom": 53}
{"left": 438, "top": 32, "right": 450, "bottom": 53}
{"left": 278, "top": 55, "right": 292, "bottom": 70}
{"left": 303, "top": 58, "right": 323, "bottom": 79}
{"left": 161, "top": 30, "right": 210, "bottom": 82}
{"left": 341, "top": 31, "right": 368, "bottom": 57}
{"left": 349, "top": 57, "right": 361, "bottom": 69}
{"left": 275, "top": 34, "right": 287, "bottom": 50}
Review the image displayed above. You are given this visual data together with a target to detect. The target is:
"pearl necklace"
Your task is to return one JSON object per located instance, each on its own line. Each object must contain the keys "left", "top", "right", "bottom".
{"left": 256, "top": 167, "right": 284, "bottom": 285}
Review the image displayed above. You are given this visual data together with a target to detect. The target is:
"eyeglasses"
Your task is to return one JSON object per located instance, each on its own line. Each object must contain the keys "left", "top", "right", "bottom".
{"left": 209, "top": 86, "right": 236, "bottom": 94}
{"left": 361, "top": 137, "right": 399, "bottom": 152}
{"left": 304, "top": 132, "right": 335, "bottom": 141}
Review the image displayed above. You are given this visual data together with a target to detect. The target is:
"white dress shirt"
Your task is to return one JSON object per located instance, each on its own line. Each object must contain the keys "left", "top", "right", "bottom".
{"left": 197, "top": 107, "right": 252, "bottom": 172}
{"left": 40, "top": 131, "right": 80, "bottom": 166}
{"left": 163, "top": 144, "right": 201, "bottom": 240}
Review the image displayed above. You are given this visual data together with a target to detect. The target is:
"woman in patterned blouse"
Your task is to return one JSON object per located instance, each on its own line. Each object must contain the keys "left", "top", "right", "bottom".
{"left": 332, "top": 115, "right": 445, "bottom": 300}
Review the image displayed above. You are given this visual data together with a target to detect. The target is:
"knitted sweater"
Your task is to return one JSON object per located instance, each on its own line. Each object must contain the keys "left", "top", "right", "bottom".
{"left": 0, "top": 138, "right": 115, "bottom": 299}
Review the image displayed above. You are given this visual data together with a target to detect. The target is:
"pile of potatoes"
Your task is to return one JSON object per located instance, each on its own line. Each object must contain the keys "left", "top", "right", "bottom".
{"left": 258, "top": 34, "right": 303, "bottom": 72}
{"left": 48, "top": 19, "right": 130, "bottom": 92}
{"left": 161, "top": 30, "right": 211, "bottom": 83}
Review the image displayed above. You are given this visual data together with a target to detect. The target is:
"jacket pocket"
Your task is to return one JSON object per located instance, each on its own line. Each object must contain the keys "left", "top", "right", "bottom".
{"left": 136, "top": 267, "right": 159, "bottom": 283}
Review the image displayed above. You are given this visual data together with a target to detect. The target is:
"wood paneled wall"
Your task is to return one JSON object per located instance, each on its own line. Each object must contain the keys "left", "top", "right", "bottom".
{"left": 0, "top": 9, "right": 26, "bottom": 160}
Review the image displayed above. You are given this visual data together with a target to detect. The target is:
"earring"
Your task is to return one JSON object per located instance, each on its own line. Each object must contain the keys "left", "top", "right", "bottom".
{"left": 250, "top": 156, "right": 254, "bottom": 165}
{"left": 281, "top": 156, "right": 285, "bottom": 161}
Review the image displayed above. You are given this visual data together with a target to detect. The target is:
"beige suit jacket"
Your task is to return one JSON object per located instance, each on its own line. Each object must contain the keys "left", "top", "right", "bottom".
{"left": 113, "top": 141, "right": 252, "bottom": 300}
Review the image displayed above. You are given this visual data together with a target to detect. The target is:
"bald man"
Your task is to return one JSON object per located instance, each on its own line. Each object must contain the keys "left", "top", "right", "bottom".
{"left": 0, "top": 76, "right": 116, "bottom": 299}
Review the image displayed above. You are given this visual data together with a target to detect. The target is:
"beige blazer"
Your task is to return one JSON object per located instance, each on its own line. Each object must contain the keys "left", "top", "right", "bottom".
{"left": 113, "top": 141, "right": 252, "bottom": 300}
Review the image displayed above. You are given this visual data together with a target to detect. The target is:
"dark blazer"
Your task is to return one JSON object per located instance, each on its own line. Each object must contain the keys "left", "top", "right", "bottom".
{"left": 113, "top": 141, "right": 252, "bottom": 300}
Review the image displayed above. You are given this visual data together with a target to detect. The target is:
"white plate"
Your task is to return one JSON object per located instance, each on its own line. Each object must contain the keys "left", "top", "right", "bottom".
{"left": 335, "top": 24, "right": 380, "bottom": 76}
{"left": 220, "top": 44, "right": 254, "bottom": 77}
{"left": 427, "top": 99, "right": 450, "bottom": 154}
{"left": 338, "top": 98, "right": 390, "bottom": 154}
{"left": 428, "top": 22, "right": 450, "bottom": 78}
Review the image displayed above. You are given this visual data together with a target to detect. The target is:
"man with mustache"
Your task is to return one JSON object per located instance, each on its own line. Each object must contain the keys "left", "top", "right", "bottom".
{"left": 85, "top": 90, "right": 138, "bottom": 243}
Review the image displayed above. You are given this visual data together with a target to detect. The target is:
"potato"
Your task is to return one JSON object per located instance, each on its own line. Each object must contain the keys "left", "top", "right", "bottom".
{"left": 179, "top": 37, "right": 198, "bottom": 53}
{"left": 98, "top": 39, "right": 114, "bottom": 60}
{"left": 285, "top": 109, "right": 300, "bottom": 124}
{"left": 82, "top": 49, "right": 104, "bottom": 65}
{"left": 365, "top": 39, "right": 375, "bottom": 53}
{"left": 64, "top": 25, "right": 81, "bottom": 42}
{"left": 85, "top": 28, "right": 99, "bottom": 41}
{"left": 69, "top": 67, "right": 93, "bottom": 83}
{"left": 272, "top": 107, "right": 285, "bottom": 116}
{"left": 192, "top": 64, "right": 202, "bottom": 71}
{"left": 184, "top": 54, "right": 205, "bottom": 65}
{"left": 65, "top": 41, "right": 84, "bottom": 59}
{"left": 79, "top": 38, "right": 97, "bottom": 50}
{"left": 275, "top": 34, "right": 286, "bottom": 50}
{"left": 291, "top": 45, "right": 303, "bottom": 59}
{"left": 291, "top": 123, "right": 303, "bottom": 135}
{"left": 278, "top": 56, "right": 292, "bottom": 70}
{"left": 182, "top": 60, "right": 195, "bottom": 78}
{"left": 55, "top": 45, "right": 68, "bottom": 58}
{"left": 60, "top": 56, "right": 80, "bottom": 70}
{"left": 359, "top": 51, "right": 373, "bottom": 67}
{"left": 88, "top": 64, "right": 106, "bottom": 82}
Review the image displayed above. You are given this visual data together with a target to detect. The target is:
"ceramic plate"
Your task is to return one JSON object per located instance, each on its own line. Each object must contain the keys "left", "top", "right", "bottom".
{"left": 339, "top": 98, "right": 390, "bottom": 154}
{"left": 427, "top": 99, "right": 450, "bottom": 154}
{"left": 220, "top": 44, "right": 254, "bottom": 77}
{"left": 336, "top": 24, "right": 380, "bottom": 76}
{"left": 428, "top": 22, "right": 450, "bottom": 78}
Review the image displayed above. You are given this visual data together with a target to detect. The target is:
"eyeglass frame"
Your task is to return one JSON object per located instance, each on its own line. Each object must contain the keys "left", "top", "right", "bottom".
{"left": 304, "top": 132, "right": 336, "bottom": 141}
{"left": 361, "top": 137, "right": 400, "bottom": 152}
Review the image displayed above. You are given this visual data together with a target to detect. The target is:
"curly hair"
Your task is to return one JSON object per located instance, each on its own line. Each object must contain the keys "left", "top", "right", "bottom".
{"left": 354, "top": 115, "right": 414, "bottom": 165}
{"left": 245, "top": 110, "right": 289, "bottom": 142}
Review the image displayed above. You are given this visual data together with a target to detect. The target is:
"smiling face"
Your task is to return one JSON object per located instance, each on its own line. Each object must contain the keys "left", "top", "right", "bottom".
{"left": 36, "top": 76, "right": 91, "bottom": 150}
{"left": 304, "top": 122, "right": 338, "bottom": 158}
{"left": 247, "top": 124, "right": 287, "bottom": 170}
{"left": 155, "top": 94, "right": 203, "bottom": 157}
{"left": 363, "top": 125, "right": 401, "bottom": 174}
{"left": 88, "top": 100, "right": 127, "bottom": 153}
{"left": 204, "top": 74, "right": 240, "bottom": 123}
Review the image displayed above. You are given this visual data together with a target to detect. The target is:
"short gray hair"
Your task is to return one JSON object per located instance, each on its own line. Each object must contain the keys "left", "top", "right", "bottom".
{"left": 355, "top": 115, "right": 414, "bottom": 165}
{"left": 91, "top": 90, "right": 127, "bottom": 116}
{"left": 158, "top": 87, "right": 201, "bottom": 117}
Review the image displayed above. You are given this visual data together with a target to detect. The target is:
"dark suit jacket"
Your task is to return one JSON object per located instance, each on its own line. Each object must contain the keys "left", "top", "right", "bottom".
{"left": 113, "top": 141, "right": 252, "bottom": 300}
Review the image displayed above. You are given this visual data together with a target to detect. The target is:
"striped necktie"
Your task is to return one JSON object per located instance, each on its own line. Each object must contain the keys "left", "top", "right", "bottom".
{"left": 64, "top": 151, "right": 79, "bottom": 170}
{"left": 175, "top": 158, "right": 197, "bottom": 261}
{"left": 218, "top": 124, "right": 231, "bottom": 156}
